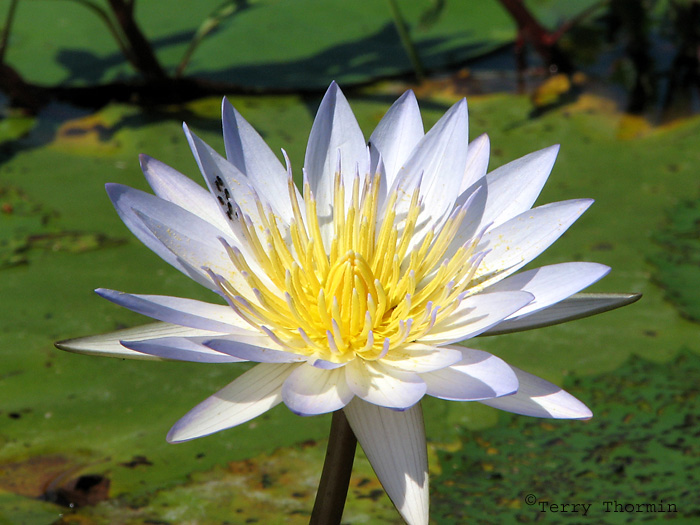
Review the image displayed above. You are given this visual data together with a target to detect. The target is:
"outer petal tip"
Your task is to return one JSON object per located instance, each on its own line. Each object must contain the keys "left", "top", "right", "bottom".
{"left": 104, "top": 181, "right": 122, "bottom": 195}
{"left": 165, "top": 364, "right": 293, "bottom": 443}
{"left": 481, "top": 366, "right": 593, "bottom": 420}
{"left": 53, "top": 339, "right": 72, "bottom": 352}
{"left": 165, "top": 424, "right": 187, "bottom": 444}
{"left": 166, "top": 417, "right": 208, "bottom": 443}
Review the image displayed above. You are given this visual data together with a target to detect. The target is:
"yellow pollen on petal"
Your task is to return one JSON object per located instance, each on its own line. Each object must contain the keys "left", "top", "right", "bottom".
{"left": 214, "top": 167, "right": 485, "bottom": 364}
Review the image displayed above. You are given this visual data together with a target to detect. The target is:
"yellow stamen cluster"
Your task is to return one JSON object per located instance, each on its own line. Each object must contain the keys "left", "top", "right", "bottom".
{"left": 212, "top": 169, "right": 484, "bottom": 364}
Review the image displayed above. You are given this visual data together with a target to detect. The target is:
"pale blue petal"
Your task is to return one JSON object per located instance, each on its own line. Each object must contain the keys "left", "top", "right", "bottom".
{"left": 221, "top": 98, "right": 293, "bottom": 223}
{"left": 135, "top": 211, "right": 256, "bottom": 295}
{"left": 55, "top": 322, "right": 222, "bottom": 361}
{"left": 281, "top": 364, "right": 354, "bottom": 415}
{"left": 368, "top": 90, "right": 423, "bottom": 187}
{"left": 304, "top": 82, "right": 368, "bottom": 245}
{"left": 422, "top": 347, "right": 518, "bottom": 401}
{"left": 204, "top": 337, "right": 305, "bottom": 363}
{"left": 96, "top": 289, "right": 251, "bottom": 333}
{"left": 381, "top": 343, "right": 463, "bottom": 373}
{"left": 345, "top": 359, "right": 426, "bottom": 409}
{"left": 184, "top": 125, "right": 268, "bottom": 229}
{"left": 167, "top": 363, "right": 296, "bottom": 442}
{"left": 484, "top": 292, "right": 642, "bottom": 335}
{"left": 472, "top": 199, "right": 593, "bottom": 291}
{"left": 388, "top": 99, "right": 469, "bottom": 242}
{"left": 139, "top": 154, "right": 227, "bottom": 231}
{"left": 106, "top": 183, "right": 220, "bottom": 289}
{"left": 420, "top": 291, "right": 534, "bottom": 345}
{"left": 459, "top": 133, "right": 490, "bottom": 193}
{"left": 480, "top": 366, "right": 593, "bottom": 419}
{"left": 484, "top": 262, "right": 610, "bottom": 320}
{"left": 122, "top": 337, "right": 246, "bottom": 363}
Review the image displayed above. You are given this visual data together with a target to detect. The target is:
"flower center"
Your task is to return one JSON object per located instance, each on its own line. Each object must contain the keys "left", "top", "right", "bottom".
{"left": 323, "top": 250, "right": 378, "bottom": 343}
{"left": 210, "top": 167, "right": 485, "bottom": 364}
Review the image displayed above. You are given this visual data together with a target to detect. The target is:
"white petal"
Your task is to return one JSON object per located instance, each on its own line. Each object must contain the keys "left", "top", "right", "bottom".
{"left": 369, "top": 90, "right": 424, "bottom": 188}
{"left": 484, "top": 262, "right": 610, "bottom": 319}
{"left": 422, "top": 347, "right": 518, "bottom": 401}
{"left": 310, "top": 358, "right": 346, "bottom": 370}
{"left": 221, "top": 98, "right": 294, "bottom": 223}
{"left": 343, "top": 399, "right": 428, "bottom": 525}
{"left": 184, "top": 125, "right": 269, "bottom": 230}
{"left": 106, "top": 183, "right": 219, "bottom": 289}
{"left": 452, "top": 145, "right": 561, "bottom": 247}
{"left": 472, "top": 199, "right": 593, "bottom": 291}
{"left": 304, "top": 82, "right": 368, "bottom": 242}
{"left": 459, "top": 133, "right": 490, "bottom": 193}
{"left": 96, "top": 289, "right": 252, "bottom": 333}
{"left": 55, "top": 322, "right": 222, "bottom": 360}
{"left": 389, "top": 99, "right": 469, "bottom": 239}
{"left": 483, "top": 292, "right": 642, "bottom": 335}
{"left": 381, "top": 343, "right": 463, "bottom": 373}
{"left": 122, "top": 336, "right": 245, "bottom": 363}
{"left": 477, "top": 145, "right": 559, "bottom": 227}
{"left": 136, "top": 210, "right": 257, "bottom": 296}
{"left": 204, "top": 337, "right": 305, "bottom": 363}
{"left": 281, "top": 364, "right": 354, "bottom": 415}
{"left": 345, "top": 359, "right": 426, "bottom": 409}
{"left": 420, "top": 291, "right": 534, "bottom": 345}
{"left": 167, "top": 363, "right": 297, "bottom": 442}
{"left": 480, "top": 366, "right": 592, "bottom": 419}
{"left": 139, "top": 154, "right": 228, "bottom": 231}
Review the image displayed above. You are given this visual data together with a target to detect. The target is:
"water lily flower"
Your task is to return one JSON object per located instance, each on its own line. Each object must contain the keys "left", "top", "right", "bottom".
{"left": 57, "top": 83, "right": 636, "bottom": 524}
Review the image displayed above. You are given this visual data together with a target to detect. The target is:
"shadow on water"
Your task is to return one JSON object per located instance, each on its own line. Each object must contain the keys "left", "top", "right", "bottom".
{"left": 2, "top": 21, "right": 483, "bottom": 168}
{"left": 52, "top": 22, "right": 488, "bottom": 92}
{"left": 56, "top": 30, "right": 198, "bottom": 85}
{"left": 4, "top": 2, "right": 700, "bottom": 167}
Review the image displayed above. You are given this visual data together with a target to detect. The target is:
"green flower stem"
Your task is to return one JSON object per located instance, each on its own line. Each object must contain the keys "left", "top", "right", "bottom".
{"left": 310, "top": 410, "right": 357, "bottom": 525}
{"left": 0, "top": 0, "right": 19, "bottom": 63}
{"left": 388, "top": 0, "right": 425, "bottom": 81}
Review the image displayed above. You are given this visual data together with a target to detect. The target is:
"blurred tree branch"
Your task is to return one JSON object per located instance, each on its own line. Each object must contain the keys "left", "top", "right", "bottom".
{"left": 1, "top": 0, "right": 49, "bottom": 108}
{"left": 0, "top": 0, "right": 18, "bottom": 63}
{"left": 498, "top": 0, "right": 607, "bottom": 75}
{"left": 106, "top": 0, "right": 167, "bottom": 81}
{"left": 1, "top": 0, "right": 698, "bottom": 118}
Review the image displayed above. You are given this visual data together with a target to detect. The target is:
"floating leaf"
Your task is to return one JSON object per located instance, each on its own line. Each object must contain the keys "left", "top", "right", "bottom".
{"left": 650, "top": 198, "right": 700, "bottom": 323}
{"left": 432, "top": 350, "right": 700, "bottom": 523}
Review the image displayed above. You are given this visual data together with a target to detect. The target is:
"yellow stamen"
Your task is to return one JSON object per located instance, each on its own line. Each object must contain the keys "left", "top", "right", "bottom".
{"left": 212, "top": 162, "right": 484, "bottom": 364}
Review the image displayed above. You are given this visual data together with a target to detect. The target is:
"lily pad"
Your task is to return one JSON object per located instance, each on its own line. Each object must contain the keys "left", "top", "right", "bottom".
{"left": 0, "top": 184, "right": 124, "bottom": 268}
{"left": 431, "top": 349, "right": 700, "bottom": 523}
{"left": 650, "top": 198, "right": 700, "bottom": 323}
{"left": 35, "top": 440, "right": 401, "bottom": 524}
{"left": 5, "top": 0, "right": 602, "bottom": 89}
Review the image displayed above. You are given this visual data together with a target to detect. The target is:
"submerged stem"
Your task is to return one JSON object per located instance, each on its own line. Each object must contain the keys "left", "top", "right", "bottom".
{"left": 310, "top": 410, "right": 357, "bottom": 525}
